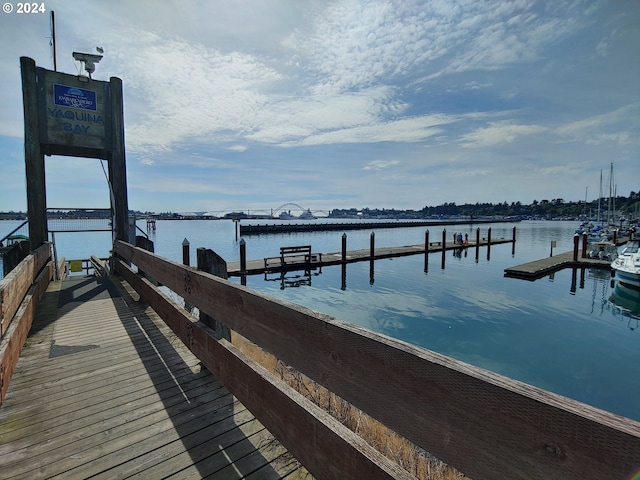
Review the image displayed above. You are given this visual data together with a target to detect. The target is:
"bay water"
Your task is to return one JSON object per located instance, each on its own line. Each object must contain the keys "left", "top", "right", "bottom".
{"left": 1, "top": 219, "right": 638, "bottom": 422}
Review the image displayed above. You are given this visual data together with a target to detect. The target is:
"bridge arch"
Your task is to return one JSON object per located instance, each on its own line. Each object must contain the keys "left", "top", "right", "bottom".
{"left": 272, "top": 203, "right": 307, "bottom": 217}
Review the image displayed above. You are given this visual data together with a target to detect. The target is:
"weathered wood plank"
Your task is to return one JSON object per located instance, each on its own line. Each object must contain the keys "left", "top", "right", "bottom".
{"left": 0, "top": 258, "right": 51, "bottom": 404}
{"left": 87, "top": 408, "right": 257, "bottom": 479}
{"left": 116, "top": 256, "right": 415, "bottom": 480}
{"left": 1, "top": 275, "right": 308, "bottom": 480}
{"left": 0, "top": 243, "right": 50, "bottom": 336}
{"left": 115, "top": 240, "right": 640, "bottom": 480}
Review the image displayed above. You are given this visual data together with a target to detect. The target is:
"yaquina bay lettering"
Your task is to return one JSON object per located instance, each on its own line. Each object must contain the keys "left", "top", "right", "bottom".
{"left": 47, "top": 108, "right": 104, "bottom": 134}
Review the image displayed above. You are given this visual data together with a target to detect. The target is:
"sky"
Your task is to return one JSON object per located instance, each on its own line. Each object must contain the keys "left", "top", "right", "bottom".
{"left": 0, "top": 0, "right": 638, "bottom": 216}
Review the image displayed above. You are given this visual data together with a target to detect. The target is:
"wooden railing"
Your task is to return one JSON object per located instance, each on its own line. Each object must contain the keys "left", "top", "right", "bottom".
{"left": 0, "top": 243, "right": 53, "bottom": 404}
{"left": 114, "top": 240, "right": 640, "bottom": 480}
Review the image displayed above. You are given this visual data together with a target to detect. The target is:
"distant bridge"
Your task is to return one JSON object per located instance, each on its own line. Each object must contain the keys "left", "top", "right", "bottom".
{"left": 161, "top": 205, "right": 329, "bottom": 219}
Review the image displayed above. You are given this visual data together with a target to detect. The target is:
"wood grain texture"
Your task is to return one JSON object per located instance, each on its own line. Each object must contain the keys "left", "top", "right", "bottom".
{"left": 0, "top": 260, "right": 52, "bottom": 404}
{"left": 117, "top": 258, "right": 414, "bottom": 480}
{"left": 0, "top": 243, "right": 50, "bottom": 336}
{"left": 116, "top": 240, "right": 640, "bottom": 480}
{"left": 1, "top": 275, "right": 307, "bottom": 479}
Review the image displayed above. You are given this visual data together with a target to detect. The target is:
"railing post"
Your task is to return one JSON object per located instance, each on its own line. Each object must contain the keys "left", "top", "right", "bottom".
{"left": 197, "top": 247, "right": 231, "bottom": 341}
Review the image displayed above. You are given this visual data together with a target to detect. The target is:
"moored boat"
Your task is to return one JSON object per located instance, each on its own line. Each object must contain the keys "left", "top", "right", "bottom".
{"left": 611, "top": 239, "right": 640, "bottom": 289}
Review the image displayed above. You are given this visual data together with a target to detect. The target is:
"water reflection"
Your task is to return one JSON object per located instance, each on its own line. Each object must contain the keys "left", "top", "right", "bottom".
{"left": 608, "top": 281, "right": 640, "bottom": 330}
{"left": 264, "top": 268, "right": 322, "bottom": 290}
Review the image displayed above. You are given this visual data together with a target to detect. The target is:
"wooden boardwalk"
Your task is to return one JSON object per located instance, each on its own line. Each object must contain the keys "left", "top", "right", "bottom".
{"left": 0, "top": 276, "right": 309, "bottom": 479}
{"left": 228, "top": 238, "right": 513, "bottom": 276}
{"left": 504, "top": 251, "right": 611, "bottom": 279}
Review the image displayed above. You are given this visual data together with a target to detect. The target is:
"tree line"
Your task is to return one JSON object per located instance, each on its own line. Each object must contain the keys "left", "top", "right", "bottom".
{"left": 330, "top": 191, "right": 639, "bottom": 220}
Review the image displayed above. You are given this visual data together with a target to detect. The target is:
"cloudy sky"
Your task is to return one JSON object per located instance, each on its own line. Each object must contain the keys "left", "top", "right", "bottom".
{"left": 0, "top": 0, "right": 638, "bottom": 215}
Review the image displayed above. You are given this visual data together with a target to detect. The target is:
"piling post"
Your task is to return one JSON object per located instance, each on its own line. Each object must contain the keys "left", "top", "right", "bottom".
{"left": 475, "top": 228, "right": 480, "bottom": 263}
{"left": 581, "top": 233, "right": 588, "bottom": 258}
{"left": 512, "top": 226, "right": 516, "bottom": 256}
{"left": 424, "top": 230, "right": 429, "bottom": 273}
{"left": 573, "top": 234, "right": 579, "bottom": 261}
{"left": 342, "top": 233, "right": 347, "bottom": 263}
{"left": 21, "top": 56, "right": 47, "bottom": 251}
{"left": 612, "top": 230, "right": 617, "bottom": 244}
{"left": 240, "top": 238, "right": 247, "bottom": 273}
{"left": 370, "top": 231, "right": 375, "bottom": 259}
{"left": 182, "top": 238, "right": 190, "bottom": 266}
{"left": 487, "top": 227, "right": 492, "bottom": 246}
{"left": 197, "top": 247, "right": 231, "bottom": 341}
{"left": 441, "top": 229, "right": 446, "bottom": 270}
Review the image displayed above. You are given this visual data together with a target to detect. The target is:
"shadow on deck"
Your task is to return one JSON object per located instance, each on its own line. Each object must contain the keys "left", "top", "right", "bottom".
{"left": 0, "top": 276, "right": 309, "bottom": 479}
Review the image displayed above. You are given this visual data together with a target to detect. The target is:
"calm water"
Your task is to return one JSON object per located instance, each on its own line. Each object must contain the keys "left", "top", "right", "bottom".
{"left": 2, "top": 219, "right": 639, "bottom": 421}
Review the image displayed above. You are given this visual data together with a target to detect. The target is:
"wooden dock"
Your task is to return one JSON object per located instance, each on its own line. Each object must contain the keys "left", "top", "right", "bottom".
{"left": 504, "top": 251, "right": 611, "bottom": 280}
{"left": 227, "top": 238, "right": 514, "bottom": 276}
{"left": 239, "top": 218, "right": 517, "bottom": 235}
{"left": 0, "top": 276, "right": 308, "bottom": 479}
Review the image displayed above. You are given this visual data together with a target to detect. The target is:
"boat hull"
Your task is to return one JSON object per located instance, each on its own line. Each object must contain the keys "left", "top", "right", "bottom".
{"left": 613, "top": 269, "right": 640, "bottom": 289}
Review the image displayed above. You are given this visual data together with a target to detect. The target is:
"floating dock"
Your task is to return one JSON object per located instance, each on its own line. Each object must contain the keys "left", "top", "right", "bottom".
{"left": 228, "top": 237, "right": 513, "bottom": 276}
{"left": 504, "top": 251, "right": 611, "bottom": 280}
{"left": 239, "top": 218, "right": 517, "bottom": 235}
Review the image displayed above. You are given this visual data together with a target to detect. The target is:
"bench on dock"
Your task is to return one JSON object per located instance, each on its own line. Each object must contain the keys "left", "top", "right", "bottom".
{"left": 264, "top": 245, "right": 322, "bottom": 270}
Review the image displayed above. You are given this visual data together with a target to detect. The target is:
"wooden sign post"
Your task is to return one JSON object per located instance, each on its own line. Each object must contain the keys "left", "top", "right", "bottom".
{"left": 20, "top": 56, "right": 129, "bottom": 251}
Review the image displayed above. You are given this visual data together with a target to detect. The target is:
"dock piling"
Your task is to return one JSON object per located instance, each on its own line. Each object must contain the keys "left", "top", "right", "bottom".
{"left": 441, "top": 229, "right": 446, "bottom": 270}
{"left": 581, "top": 233, "right": 588, "bottom": 258}
{"left": 342, "top": 233, "right": 347, "bottom": 264}
{"left": 240, "top": 238, "right": 247, "bottom": 273}
{"left": 182, "top": 238, "right": 190, "bottom": 266}
{"left": 370, "top": 231, "right": 375, "bottom": 259}
{"left": 573, "top": 234, "right": 579, "bottom": 261}
{"left": 424, "top": 230, "right": 429, "bottom": 272}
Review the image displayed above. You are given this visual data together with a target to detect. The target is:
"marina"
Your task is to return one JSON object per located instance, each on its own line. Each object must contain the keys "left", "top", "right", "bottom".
{"left": 0, "top": 218, "right": 640, "bottom": 478}
{"left": 1, "top": 56, "right": 639, "bottom": 479}
{"left": 227, "top": 228, "right": 514, "bottom": 276}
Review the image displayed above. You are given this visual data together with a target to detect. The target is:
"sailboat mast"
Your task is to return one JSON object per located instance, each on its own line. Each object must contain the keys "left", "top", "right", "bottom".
{"left": 608, "top": 162, "right": 613, "bottom": 225}
{"left": 597, "top": 170, "right": 602, "bottom": 225}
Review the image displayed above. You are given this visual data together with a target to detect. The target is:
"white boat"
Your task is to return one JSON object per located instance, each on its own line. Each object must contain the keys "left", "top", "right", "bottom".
{"left": 611, "top": 239, "right": 640, "bottom": 289}
{"left": 299, "top": 209, "right": 316, "bottom": 220}
{"left": 587, "top": 240, "right": 618, "bottom": 262}
{"left": 278, "top": 211, "right": 296, "bottom": 220}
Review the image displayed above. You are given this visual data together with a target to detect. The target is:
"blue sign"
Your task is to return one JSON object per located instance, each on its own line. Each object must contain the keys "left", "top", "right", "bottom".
{"left": 53, "top": 84, "right": 97, "bottom": 111}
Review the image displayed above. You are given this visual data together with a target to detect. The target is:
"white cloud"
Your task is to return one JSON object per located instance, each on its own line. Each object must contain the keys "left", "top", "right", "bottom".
{"left": 460, "top": 122, "right": 548, "bottom": 148}
{"left": 556, "top": 103, "right": 640, "bottom": 143}
{"left": 364, "top": 160, "right": 400, "bottom": 171}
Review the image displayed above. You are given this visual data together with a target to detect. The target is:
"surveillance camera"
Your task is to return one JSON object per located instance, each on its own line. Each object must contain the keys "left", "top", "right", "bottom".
{"left": 72, "top": 51, "right": 103, "bottom": 77}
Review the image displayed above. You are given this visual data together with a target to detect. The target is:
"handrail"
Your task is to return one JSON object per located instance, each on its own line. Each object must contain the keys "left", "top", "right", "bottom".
{"left": 0, "top": 220, "right": 28, "bottom": 245}
{"left": 0, "top": 243, "right": 52, "bottom": 403}
{"left": 114, "top": 240, "right": 640, "bottom": 480}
